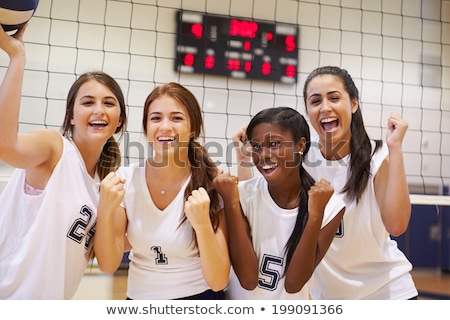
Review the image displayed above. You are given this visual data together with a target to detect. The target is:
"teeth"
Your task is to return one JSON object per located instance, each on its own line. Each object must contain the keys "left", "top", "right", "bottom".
{"left": 262, "top": 164, "right": 277, "bottom": 170}
{"left": 90, "top": 120, "right": 107, "bottom": 125}
{"left": 321, "top": 117, "right": 337, "bottom": 123}
{"left": 158, "top": 137, "right": 175, "bottom": 141}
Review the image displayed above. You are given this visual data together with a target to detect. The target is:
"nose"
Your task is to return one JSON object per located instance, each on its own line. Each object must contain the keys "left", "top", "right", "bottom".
{"left": 320, "top": 99, "right": 332, "bottom": 112}
{"left": 159, "top": 117, "right": 172, "bottom": 131}
{"left": 260, "top": 145, "right": 273, "bottom": 159}
{"left": 93, "top": 101, "right": 106, "bottom": 115}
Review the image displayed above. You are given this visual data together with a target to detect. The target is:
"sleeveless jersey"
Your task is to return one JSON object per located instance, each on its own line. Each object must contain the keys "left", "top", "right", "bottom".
{"left": 0, "top": 136, "right": 99, "bottom": 299}
{"left": 225, "top": 175, "right": 345, "bottom": 300}
{"left": 117, "top": 162, "right": 212, "bottom": 300}
{"left": 304, "top": 135, "right": 418, "bottom": 299}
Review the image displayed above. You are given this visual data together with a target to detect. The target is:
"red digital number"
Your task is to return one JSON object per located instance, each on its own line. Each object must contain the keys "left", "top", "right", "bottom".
{"left": 285, "top": 65, "right": 296, "bottom": 77}
{"left": 243, "top": 41, "right": 251, "bottom": 51}
{"left": 285, "top": 35, "right": 296, "bottom": 52}
{"left": 261, "top": 62, "right": 271, "bottom": 75}
{"left": 244, "top": 61, "right": 252, "bottom": 73}
{"left": 191, "top": 23, "right": 203, "bottom": 39}
{"left": 183, "top": 53, "right": 195, "bottom": 66}
{"left": 205, "top": 56, "right": 215, "bottom": 69}
{"left": 228, "top": 59, "right": 241, "bottom": 71}
{"left": 229, "top": 19, "right": 258, "bottom": 38}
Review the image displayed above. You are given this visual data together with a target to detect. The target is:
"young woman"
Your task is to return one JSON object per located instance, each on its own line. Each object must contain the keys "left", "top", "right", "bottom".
{"left": 0, "top": 25, "right": 127, "bottom": 299}
{"left": 95, "top": 82, "right": 230, "bottom": 300}
{"left": 214, "top": 107, "right": 345, "bottom": 299}
{"left": 302, "top": 66, "right": 418, "bottom": 299}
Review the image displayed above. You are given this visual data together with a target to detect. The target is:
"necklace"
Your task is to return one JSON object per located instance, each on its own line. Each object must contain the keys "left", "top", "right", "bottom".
{"left": 289, "top": 190, "right": 302, "bottom": 209}
{"left": 147, "top": 160, "right": 190, "bottom": 195}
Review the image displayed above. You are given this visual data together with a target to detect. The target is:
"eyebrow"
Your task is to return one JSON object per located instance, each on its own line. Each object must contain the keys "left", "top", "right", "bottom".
{"left": 308, "top": 90, "right": 341, "bottom": 99}
{"left": 80, "top": 95, "right": 117, "bottom": 101}
{"left": 149, "top": 111, "right": 186, "bottom": 116}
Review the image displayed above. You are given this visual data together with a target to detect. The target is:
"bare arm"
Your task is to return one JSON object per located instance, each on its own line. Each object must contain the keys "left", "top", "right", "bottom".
{"left": 285, "top": 179, "right": 343, "bottom": 293}
{"left": 375, "top": 113, "right": 411, "bottom": 236}
{"left": 0, "top": 25, "right": 60, "bottom": 172}
{"left": 213, "top": 172, "right": 259, "bottom": 290}
{"left": 185, "top": 187, "right": 230, "bottom": 292}
{"left": 232, "top": 124, "right": 253, "bottom": 181}
{"left": 94, "top": 172, "right": 128, "bottom": 274}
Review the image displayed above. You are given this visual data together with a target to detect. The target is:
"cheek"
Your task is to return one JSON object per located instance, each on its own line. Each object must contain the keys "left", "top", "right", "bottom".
{"left": 308, "top": 117, "right": 322, "bottom": 131}
{"left": 251, "top": 153, "right": 261, "bottom": 166}
{"left": 280, "top": 150, "right": 297, "bottom": 164}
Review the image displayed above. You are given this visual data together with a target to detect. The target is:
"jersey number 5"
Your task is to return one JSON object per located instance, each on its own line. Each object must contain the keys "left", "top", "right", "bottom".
{"left": 258, "top": 254, "right": 283, "bottom": 291}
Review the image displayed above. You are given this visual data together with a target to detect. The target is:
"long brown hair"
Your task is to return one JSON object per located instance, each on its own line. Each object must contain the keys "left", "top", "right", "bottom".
{"left": 143, "top": 82, "right": 221, "bottom": 233}
{"left": 303, "top": 66, "right": 381, "bottom": 203}
{"left": 61, "top": 71, "right": 128, "bottom": 180}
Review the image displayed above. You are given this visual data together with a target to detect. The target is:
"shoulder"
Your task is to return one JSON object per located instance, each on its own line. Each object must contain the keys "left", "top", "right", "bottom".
{"left": 238, "top": 176, "right": 266, "bottom": 207}
{"left": 321, "top": 193, "right": 346, "bottom": 228}
{"left": 238, "top": 176, "right": 264, "bottom": 192}
{"left": 371, "top": 140, "right": 388, "bottom": 173}
{"left": 117, "top": 161, "right": 143, "bottom": 179}
{"left": 304, "top": 135, "right": 322, "bottom": 162}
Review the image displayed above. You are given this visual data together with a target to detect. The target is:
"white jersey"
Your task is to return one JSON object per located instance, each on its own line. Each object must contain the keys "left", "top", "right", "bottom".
{"left": 0, "top": 136, "right": 99, "bottom": 299}
{"left": 117, "top": 162, "right": 212, "bottom": 300}
{"left": 304, "top": 135, "right": 418, "bottom": 299}
{"left": 225, "top": 176, "right": 345, "bottom": 300}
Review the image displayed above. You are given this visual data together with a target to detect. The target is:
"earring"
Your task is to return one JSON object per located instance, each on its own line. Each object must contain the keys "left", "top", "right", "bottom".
{"left": 298, "top": 151, "right": 303, "bottom": 155}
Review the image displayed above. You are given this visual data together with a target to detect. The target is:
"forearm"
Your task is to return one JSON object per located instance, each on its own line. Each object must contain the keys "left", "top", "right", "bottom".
{"left": 234, "top": 145, "right": 253, "bottom": 181}
{"left": 225, "top": 200, "right": 259, "bottom": 290}
{"left": 195, "top": 224, "right": 230, "bottom": 292}
{"left": 0, "top": 54, "right": 25, "bottom": 157}
{"left": 94, "top": 206, "right": 125, "bottom": 274}
{"left": 284, "top": 215, "right": 321, "bottom": 293}
{"left": 383, "top": 149, "right": 411, "bottom": 235}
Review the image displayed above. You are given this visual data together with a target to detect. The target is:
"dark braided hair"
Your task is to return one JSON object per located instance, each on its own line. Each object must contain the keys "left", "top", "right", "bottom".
{"left": 246, "top": 106, "right": 315, "bottom": 273}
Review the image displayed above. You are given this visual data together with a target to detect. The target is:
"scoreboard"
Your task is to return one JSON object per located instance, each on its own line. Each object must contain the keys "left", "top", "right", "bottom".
{"left": 175, "top": 11, "right": 299, "bottom": 84}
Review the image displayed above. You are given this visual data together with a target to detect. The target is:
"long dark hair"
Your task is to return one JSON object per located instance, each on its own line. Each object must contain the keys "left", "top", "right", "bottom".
{"left": 61, "top": 71, "right": 127, "bottom": 180}
{"left": 246, "top": 106, "right": 315, "bottom": 272}
{"left": 143, "top": 82, "right": 221, "bottom": 234}
{"left": 303, "top": 66, "right": 382, "bottom": 203}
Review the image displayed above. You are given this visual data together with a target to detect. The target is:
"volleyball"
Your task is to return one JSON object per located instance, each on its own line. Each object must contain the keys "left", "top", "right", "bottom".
{"left": 0, "top": 0, "right": 39, "bottom": 32}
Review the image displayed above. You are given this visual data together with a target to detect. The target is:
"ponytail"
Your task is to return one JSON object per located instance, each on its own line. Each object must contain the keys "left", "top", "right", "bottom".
{"left": 178, "top": 140, "right": 221, "bottom": 245}
{"left": 97, "top": 136, "right": 122, "bottom": 180}
{"left": 284, "top": 165, "right": 315, "bottom": 272}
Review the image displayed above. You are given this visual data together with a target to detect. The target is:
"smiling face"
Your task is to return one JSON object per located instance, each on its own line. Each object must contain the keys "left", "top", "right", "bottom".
{"left": 70, "top": 79, "right": 122, "bottom": 146}
{"left": 145, "top": 95, "right": 191, "bottom": 162}
{"left": 249, "top": 123, "right": 304, "bottom": 187}
{"left": 304, "top": 74, "right": 358, "bottom": 158}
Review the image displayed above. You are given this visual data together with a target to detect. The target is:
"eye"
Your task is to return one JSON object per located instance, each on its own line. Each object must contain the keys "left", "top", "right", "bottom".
{"left": 82, "top": 100, "right": 94, "bottom": 106}
{"left": 250, "top": 142, "right": 262, "bottom": 151}
{"left": 149, "top": 116, "right": 161, "bottom": 121}
{"left": 104, "top": 100, "right": 117, "bottom": 107}
{"left": 310, "top": 98, "right": 321, "bottom": 105}
{"left": 269, "top": 141, "right": 281, "bottom": 148}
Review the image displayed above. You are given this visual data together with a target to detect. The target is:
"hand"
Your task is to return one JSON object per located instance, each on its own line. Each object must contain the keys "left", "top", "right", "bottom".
{"left": 185, "top": 187, "right": 211, "bottom": 230}
{"left": 0, "top": 23, "right": 27, "bottom": 58}
{"left": 307, "top": 179, "right": 334, "bottom": 221}
{"left": 99, "top": 172, "right": 126, "bottom": 214}
{"left": 232, "top": 124, "right": 248, "bottom": 146}
{"left": 232, "top": 124, "right": 253, "bottom": 173}
{"left": 212, "top": 171, "right": 239, "bottom": 200}
{"left": 386, "top": 112, "right": 408, "bottom": 149}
